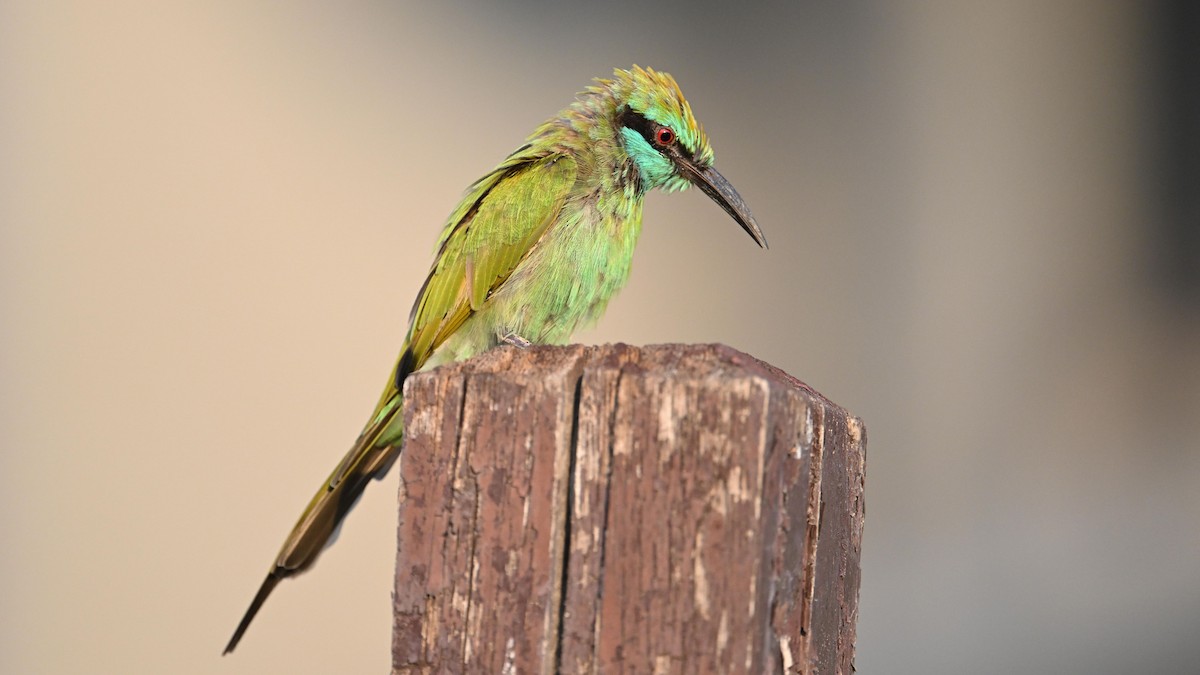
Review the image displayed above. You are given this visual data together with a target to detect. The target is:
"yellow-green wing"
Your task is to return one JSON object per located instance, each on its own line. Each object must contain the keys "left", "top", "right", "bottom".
{"left": 283, "top": 151, "right": 576, "bottom": 568}
{"left": 223, "top": 150, "right": 579, "bottom": 656}
{"left": 330, "top": 151, "right": 575, "bottom": 498}
{"left": 359, "top": 150, "right": 578, "bottom": 422}
{"left": 321, "top": 151, "right": 578, "bottom": 517}
{"left": 404, "top": 151, "right": 577, "bottom": 372}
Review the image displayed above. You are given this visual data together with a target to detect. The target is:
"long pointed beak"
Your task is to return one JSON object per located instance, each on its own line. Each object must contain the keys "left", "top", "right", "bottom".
{"left": 682, "top": 162, "right": 768, "bottom": 249}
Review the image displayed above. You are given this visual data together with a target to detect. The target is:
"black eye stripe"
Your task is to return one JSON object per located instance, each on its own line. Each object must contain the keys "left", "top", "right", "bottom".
{"left": 619, "top": 106, "right": 695, "bottom": 163}
{"left": 618, "top": 106, "right": 657, "bottom": 147}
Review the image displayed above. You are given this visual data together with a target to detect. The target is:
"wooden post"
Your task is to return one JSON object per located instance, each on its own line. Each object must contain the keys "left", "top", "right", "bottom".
{"left": 393, "top": 344, "right": 865, "bottom": 674}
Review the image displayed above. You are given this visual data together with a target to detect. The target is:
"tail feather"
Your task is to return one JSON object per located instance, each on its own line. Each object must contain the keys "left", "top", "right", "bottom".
{"left": 223, "top": 571, "right": 281, "bottom": 654}
{"left": 223, "top": 392, "right": 405, "bottom": 654}
{"left": 225, "top": 345, "right": 421, "bottom": 654}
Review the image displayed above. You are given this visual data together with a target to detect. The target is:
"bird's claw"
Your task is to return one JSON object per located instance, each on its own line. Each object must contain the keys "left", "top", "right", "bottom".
{"left": 501, "top": 332, "right": 532, "bottom": 349}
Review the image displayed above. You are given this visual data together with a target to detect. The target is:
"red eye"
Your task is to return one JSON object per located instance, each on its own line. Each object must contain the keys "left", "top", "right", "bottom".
{"left": 654, "top": 127, "right": 676, "bottom": 146}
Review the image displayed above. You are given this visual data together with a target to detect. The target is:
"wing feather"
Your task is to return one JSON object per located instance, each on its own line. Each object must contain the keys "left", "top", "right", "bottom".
{"left": 405, "top": 152, "right": 577, "bottom": 371}
{"left": 226, "top": 144, "right": 580, "bottom": 655}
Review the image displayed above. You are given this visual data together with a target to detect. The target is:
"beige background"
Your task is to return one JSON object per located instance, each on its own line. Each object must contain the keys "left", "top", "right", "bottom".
{"left": 3, "top": 2, "right": 1198, "bottom": 673}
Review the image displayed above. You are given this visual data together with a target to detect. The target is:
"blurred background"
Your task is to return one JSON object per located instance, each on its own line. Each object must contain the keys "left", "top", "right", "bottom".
{"left": 3, "top": 1, "right": 1198, "bottom": 673}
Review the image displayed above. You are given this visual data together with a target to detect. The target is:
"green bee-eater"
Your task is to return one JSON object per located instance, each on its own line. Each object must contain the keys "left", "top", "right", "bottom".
{"left": 224, "top": 65, "right": 766, "bottom": 653}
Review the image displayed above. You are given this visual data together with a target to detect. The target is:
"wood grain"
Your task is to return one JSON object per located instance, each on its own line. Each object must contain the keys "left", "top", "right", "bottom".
{"left": 393, "top": 344, "right": 865, "bottom": 674}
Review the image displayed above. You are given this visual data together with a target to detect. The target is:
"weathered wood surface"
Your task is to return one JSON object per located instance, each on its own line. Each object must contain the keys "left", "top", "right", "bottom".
{"left": 393, "top": 344, "right": 866, "bottom": 675}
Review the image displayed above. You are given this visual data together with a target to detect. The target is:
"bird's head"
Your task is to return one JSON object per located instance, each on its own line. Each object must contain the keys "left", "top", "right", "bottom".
{"left": 602, "top": 65, "right": 767, "bottom": 248}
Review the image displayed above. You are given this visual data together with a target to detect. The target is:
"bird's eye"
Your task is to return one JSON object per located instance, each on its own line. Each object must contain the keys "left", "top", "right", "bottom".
{"left": 654, "top": 127, "right": 676, "bottom": 146}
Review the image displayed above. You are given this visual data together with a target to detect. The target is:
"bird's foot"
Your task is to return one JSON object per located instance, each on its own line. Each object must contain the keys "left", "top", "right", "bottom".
{"left": 500, "top": 331, "right": 532, "bottom": 349}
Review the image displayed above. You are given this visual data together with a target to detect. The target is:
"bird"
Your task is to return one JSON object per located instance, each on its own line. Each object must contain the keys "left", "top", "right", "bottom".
{"left": 223, "top": 65, "right": 767, "bottom": 654}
